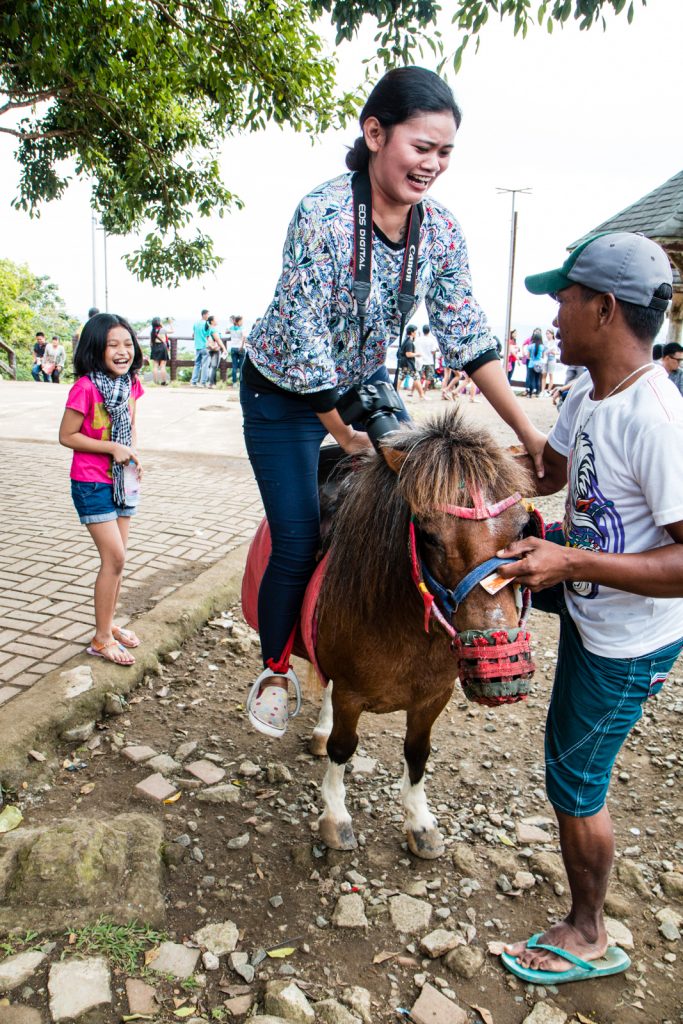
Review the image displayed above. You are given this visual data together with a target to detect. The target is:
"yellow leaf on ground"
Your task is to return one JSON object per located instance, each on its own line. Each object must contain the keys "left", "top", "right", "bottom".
{"left": 144, "top": 948, "right": 160, "bottom": 966}
{"left": 174, "top": 1007, "right": 196, "bottom": 1018}
{"left": 80, "top": 783, "right": 95, "bottom": 795}
{"left": 267, "top": 947, "right": 295, "bottom": 958}
{"left": 163, "top": 792, "right": 182, "bottom": 804}
{"left": 471, "top": 1005, "right": 494, "bottom": 1024}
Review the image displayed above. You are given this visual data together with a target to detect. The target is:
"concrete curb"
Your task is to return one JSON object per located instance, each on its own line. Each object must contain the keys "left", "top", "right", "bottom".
{"left": 0, "top": 542, "right": 249, "bottom": 789}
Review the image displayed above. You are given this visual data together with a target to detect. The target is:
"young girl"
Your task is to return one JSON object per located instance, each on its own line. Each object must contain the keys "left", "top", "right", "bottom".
{"left": 59, "top": 313, "right": 144, "bottom": 666}
{"left": 149, "top": 316, "right": 170, "bottom": 385}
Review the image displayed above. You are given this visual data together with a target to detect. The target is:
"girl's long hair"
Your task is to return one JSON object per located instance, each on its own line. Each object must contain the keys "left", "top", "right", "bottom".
{"left": 150, "top": 317, "right": 162, "bottom": 346}
{"left": 73, "top": 313, "right": 143, "bottom": 379}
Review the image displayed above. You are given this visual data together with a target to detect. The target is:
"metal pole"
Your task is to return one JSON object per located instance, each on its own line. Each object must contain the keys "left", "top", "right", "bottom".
{"left": 103, "top": 230, "right": 109, "bottom": 312}
{"left": 503, "top": 201, "right": 517, "bottom": 369}
{"left": 91, "top": 213, "right": 97, "bottom": 309}
{"left": 497, "top": 187, "right": 531, "bottom": 375}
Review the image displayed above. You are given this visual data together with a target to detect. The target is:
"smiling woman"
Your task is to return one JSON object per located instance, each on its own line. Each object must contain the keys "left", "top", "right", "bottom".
{"left": 239, "top": 66, "right": 547, "bottom": 740}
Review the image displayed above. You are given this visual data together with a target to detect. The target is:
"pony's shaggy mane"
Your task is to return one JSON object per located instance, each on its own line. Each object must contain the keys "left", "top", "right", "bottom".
{"left": 319, "top": 406, "right": 531, "bottom": 639}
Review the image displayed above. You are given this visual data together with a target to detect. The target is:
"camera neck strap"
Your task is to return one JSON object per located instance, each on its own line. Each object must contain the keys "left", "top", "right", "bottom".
{"left": 351, "top": 172, "right": 423, "bottom": 383}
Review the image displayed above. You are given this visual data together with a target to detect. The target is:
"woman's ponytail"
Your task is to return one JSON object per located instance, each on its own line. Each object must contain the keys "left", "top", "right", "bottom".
{"left": 345, "top": 136, "right": 370, "bottom": 172}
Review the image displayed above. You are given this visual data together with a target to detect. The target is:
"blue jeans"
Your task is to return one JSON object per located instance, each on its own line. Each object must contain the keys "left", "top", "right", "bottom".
{"left": 32, "top": 364, "right": 48, "bottom": 382}
{"left": 230, "top": 348, "right": 244, "bottom": 385}
{"left": 191, "top": 348, "right": 207, "bottom": 385}
{"left": 241, "top": 364, "right": 408, "bottom": 668}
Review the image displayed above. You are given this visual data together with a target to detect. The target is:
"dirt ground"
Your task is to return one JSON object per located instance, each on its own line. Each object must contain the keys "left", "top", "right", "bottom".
{"left": 3, "top": 397, "right": 682, "bottom": 1024}
{"left": 7, "top": 587, "right": 682, "bottom": 1024}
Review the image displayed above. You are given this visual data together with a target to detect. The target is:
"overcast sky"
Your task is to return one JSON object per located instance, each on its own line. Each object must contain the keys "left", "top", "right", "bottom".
{"left": 1, "top": 0, "right": 681, "bottom": 340}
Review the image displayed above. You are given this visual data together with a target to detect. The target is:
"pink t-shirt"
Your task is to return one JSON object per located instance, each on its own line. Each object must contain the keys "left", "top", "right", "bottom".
{"left": 66, "top": 376, "right": 144, "bottom": 484}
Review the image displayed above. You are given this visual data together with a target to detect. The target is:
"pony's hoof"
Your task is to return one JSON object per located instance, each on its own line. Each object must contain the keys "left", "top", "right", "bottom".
{"left": 309, "top": 731, "right": 329, "bottom": 758}
{"left": 407, "top": 827, "right": 445, "bottom": 860}
{"left": 318, "top": 814, "right": 357, "bottom": 851}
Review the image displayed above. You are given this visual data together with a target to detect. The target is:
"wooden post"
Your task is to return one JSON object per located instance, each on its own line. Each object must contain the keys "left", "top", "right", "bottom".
{"left": 169, "top": 336, "right": 178, "bottom": 381}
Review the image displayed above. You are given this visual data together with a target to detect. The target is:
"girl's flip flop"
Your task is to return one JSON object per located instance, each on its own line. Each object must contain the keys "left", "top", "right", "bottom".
{"left": 86, "top": 638, "right": 135, "bottom": 666}
{"left": 500, "top": 932, "right": 631, "bottom": 985}
{"left": 112, "top": 626, "right": 141, "bottom": 648}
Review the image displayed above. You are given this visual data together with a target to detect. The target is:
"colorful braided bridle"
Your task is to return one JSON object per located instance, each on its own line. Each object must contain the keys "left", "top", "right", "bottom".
{"left": 409, "top": 487, "right": 543, "bottom": 707}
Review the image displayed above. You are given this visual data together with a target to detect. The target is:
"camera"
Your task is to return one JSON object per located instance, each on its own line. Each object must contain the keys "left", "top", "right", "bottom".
{"left": 336, "top": 380, "right": 404, "bottom": 450}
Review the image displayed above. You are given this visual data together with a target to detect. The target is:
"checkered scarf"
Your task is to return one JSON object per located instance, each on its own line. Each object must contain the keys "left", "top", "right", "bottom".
{"left": 91, "top": 371, "right": 133, "bottom": 507}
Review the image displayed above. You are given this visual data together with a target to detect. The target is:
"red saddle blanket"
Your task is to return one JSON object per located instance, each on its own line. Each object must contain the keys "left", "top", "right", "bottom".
{"left": 241, "top": 518, "right": 330, "bottom": 685}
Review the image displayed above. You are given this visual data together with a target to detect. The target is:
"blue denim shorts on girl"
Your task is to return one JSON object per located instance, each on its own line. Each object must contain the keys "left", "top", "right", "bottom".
{"left": 71, "top": 480, "right": 136, "bottom": 525}
{"left": 533, "top": 527, "right": 683, "bottom": 818}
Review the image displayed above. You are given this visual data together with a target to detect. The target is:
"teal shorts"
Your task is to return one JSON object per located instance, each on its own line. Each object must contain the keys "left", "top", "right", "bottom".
{"left": 533, "top": 527, "right": 683, "bottom": 818}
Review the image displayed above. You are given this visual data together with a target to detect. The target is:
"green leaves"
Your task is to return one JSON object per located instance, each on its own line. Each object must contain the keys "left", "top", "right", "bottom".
{"left": 0, "top": 0, "right": 644, "bottom": 283}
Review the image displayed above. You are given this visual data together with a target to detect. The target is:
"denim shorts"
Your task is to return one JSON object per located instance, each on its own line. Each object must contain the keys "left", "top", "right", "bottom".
{"left": 533, "top": 527, "right": 683, "bottom": 817}
{"left": 71, "top": 480, "right": 136, "bottom": 525}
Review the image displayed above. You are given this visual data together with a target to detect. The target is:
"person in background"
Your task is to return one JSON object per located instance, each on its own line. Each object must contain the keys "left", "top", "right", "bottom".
{"left": 551, "top": 364, "right": 587, "bottom": 408}
{"left": 42, "top": 335, "right": 66, "bottom": 383}
{"left": 524, "top": 328, "right": 544, "bottom": 397}
{"left": 661, "top": 341, "right": 683, "bottom": 396}
{"left": 31, "top": 331, "right": 48, "bottom": 382}
{"left": 507, "top": 328, "right": 518, "bottom": 383}
{"left": 149, "top": 317, "right": 170, "bottom": 385}
{"left": 228, "top": 315, "right": 246, "bottom": 386}
{"left": 542, "top": 328, "right": 560, "bottom": 394}
{"left": 202, "top": 315, "right": 227, "bottom": 387}
{"left": 400, "top": 325, "right": 425, "bottom": 400}
{"left": 652, "top": 343, "right": 663, "bottom": 362}
{"left": 191, "top": 309, "right": 209, "bottom": 386}
{"left": 419, "top": 325, "right": 437, "bottom": 390}
{"left": 73, "top": 307, "right": 100, "bottom": 354}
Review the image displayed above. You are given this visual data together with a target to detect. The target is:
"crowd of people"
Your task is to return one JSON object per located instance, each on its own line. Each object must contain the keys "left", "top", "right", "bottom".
{"left": 31, "top": 331, "right": 67, "bottom": 383}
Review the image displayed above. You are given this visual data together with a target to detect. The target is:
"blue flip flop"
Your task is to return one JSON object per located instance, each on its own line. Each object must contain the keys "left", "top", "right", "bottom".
{"left": 500, "top": 932, "right": 631, "bottom": 985}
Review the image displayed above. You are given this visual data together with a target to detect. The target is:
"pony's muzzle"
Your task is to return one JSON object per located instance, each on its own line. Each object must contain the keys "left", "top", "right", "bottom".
{"left": 454, "top": 627, "right": 535, "bottom": 707}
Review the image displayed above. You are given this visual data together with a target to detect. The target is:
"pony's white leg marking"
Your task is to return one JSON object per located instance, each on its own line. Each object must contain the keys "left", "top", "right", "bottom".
{"left": 319, "top": 758, "right": 357, "bottom": 849}
{"left": 321, "top": 760, "right": 351, "bottom": 826}
{"left": 309, "top": 681, "right": 333, "bottom": 757}
{"left": 313, "top": 681, "right": 334, "bottom": 738}
{"left": 401, "top": 760, "right": 437, "bottom": 834}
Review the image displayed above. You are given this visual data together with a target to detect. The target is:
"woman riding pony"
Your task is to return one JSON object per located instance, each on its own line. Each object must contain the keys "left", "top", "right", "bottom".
{"left": 241, "top": 66, "right": 546, "bottom": 738}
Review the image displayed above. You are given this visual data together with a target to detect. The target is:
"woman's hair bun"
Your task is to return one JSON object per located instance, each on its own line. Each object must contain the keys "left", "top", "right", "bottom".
{"left": 345, "top": 136, "right": 370, "bottom": 172}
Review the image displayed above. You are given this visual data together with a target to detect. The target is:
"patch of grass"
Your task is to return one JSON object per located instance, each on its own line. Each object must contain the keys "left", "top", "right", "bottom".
{"left": 0, "top": 930, "right": 41, "bottom": 957}
{"left": 63, "top": 917, "right": 167, "bottom": 974}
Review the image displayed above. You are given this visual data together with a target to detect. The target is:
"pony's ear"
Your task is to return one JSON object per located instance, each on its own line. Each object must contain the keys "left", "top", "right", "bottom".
{"left": 382, "top": 446, "right": 407, "bottom": 474}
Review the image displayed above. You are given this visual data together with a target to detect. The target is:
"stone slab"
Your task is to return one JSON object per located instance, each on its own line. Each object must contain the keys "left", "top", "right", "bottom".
{"left": 389, "top": 894, "right": 432, "bottom": 935}
{"left": 48, "top": 957, "right": 111, "bottom": 1022}
{"left": 135, "top": 773, "right": 178, "bottom": 803}
{"left": 149, "top": 942, "right": 200, "bottom": 980}
{"left": 126, "top": 978, "right": 158, "bottom": 1015}
{"left": 410, "top": 983, "right": 467, "bottom": 1024}
{"left": 122, "top": 745, "right": 158, "bottom": 764}
{"left": 185, "top": 760, "right": 226, "bottom": 785}
{"left": 0, "top": 1007, "right": 43, "bottom": 1024}
{"left": 0, "top": 951, "right": 46, "bottom": 992}
{"left": 0, "top": 814, "right": 165, "bottom": 932}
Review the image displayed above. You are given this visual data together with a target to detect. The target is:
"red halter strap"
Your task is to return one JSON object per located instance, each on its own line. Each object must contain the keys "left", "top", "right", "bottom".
{"left": 438, "top": 487, "right": 522, "bottom": 520}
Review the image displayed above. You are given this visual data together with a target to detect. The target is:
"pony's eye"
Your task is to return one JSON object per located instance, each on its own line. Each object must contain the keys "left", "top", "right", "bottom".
{"left": 420, "top": 530, "right": 443, "bottom": 550}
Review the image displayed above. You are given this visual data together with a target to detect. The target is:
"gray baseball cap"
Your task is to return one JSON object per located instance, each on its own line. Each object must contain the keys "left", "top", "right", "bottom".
{"left": 525, "top": 232, "right": 673, "bottom": 310}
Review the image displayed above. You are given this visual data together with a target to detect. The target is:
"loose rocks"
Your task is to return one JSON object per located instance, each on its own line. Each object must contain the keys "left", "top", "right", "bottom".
{"left": 444, "top": 944, "right": 485, "bottom": 979}
{"left": 264, "top": 980, "right": 315, "bottom": 1023}
{"left": 332, "top": 893, "right": 368, "bottom": 929}
{"left": 0, "top": 952, "right": 46, "bottom": 993}
{"left": 389, "top": 894, "right": 432, "bottom": 936}
{"left": 192, "top": 921, "right": 238, "bottom": 956}
{"left": 149, "top": 942, "right": 200, "bottom": 979}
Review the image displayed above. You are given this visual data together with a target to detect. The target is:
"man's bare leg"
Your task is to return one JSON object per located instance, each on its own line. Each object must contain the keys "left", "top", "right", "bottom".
{"left": 505, "top": 805, "right": 613, "bottom": 972}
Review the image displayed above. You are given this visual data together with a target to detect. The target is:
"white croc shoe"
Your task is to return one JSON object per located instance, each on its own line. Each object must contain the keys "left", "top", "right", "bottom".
{"left": 246, "top": 667, "right": 302, "bottom": 738}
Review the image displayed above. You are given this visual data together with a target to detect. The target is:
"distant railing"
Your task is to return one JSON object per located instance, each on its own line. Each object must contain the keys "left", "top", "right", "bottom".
{"left": 0, "top": 338, "right": 17, "bottom": 380}
{"left": 168, "top": 337, "right": 232, "bottom": 382}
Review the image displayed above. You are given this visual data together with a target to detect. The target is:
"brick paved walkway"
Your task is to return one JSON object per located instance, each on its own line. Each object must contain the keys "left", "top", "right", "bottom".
{"left": 0, "top": 439, "right": 262, "bottom": 706}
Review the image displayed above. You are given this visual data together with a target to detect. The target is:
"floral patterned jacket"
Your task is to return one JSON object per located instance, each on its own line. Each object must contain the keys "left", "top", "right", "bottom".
{"left": 246, "top": 173, "right": 497, "bottom": 395}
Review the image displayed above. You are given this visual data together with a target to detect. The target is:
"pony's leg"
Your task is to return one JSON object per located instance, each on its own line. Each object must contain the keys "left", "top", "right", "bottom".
{"left": 318, "top": 695, "right": 360, "bottom": 851}
{"left": 402, "top": 700, "right": 450, "bottom": 860}
{"left": 309, "top": 680, "right": 333, "bottom": 758}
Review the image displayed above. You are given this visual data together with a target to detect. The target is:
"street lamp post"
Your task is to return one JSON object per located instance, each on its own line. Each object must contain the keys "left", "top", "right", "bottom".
{"left": 497, "top": 187, "right": 531, "bottom": 371}
{"left": 91, "top": 213, "right": 97, "bottom": 309}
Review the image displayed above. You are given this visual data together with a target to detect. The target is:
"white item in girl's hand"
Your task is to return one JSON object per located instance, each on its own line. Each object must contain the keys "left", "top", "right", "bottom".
{"left": 123, "top": 461, "right": 140, "bottom": 507}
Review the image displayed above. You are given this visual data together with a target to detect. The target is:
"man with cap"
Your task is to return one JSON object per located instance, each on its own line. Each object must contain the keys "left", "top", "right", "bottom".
{"left": 494, "top": 233, "right": 683, "bottom": 985}
{"left": 661, "top": 340, "right": 683, "bottom": 396}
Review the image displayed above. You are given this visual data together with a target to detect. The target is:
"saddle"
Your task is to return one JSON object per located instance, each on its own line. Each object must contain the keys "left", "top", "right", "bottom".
{"left": 241, "top": 445, "right": 351, "bottom": 685}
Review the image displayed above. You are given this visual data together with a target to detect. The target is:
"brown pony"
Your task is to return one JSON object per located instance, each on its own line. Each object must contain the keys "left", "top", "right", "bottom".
{"left": 311, "top": 406, "right": 534, "bottom": 859}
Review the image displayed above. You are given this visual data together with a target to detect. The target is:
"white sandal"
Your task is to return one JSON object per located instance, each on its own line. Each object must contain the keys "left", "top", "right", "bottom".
{"left": 246, "top": 667, "right": 302, "bottom": 738}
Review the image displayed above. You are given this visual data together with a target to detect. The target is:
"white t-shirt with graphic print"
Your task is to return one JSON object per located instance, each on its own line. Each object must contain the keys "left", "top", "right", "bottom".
{"left": 547, "top": 365, "right": 683, "bottom": 658}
